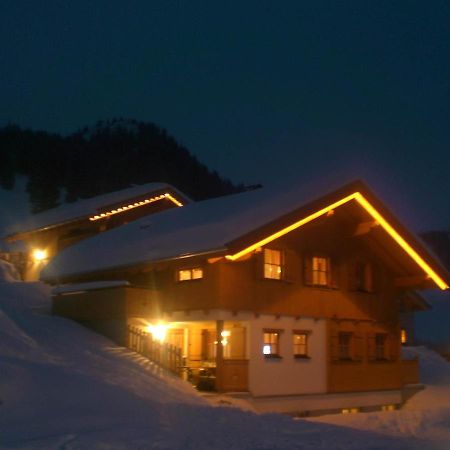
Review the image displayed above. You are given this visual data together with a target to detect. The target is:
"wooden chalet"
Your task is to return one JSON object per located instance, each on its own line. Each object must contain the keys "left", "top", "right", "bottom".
{"left": 4, "top": 183, "right": 189, "bottom": 281}
{"left": 42, "top": 180, "right": 449, "bottom": 415}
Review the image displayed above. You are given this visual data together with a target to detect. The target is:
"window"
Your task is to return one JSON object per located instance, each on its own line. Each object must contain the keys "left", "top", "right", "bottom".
{"left": 400, "top": 328, "right": 407, "bottom": 345}
{"left": 353, "top": 260, "right": 373, "bottom": 292}
{"left": 338, "top": 332, "right": 352, "bottom": 360}
{"left": 375, "top": 333, "right": 387, "bottom": 360}
{"left": 312, "top": 256, "right": 330, "bottom": 286}
{"left": 264, "top": 248, "right": 282, "bottom": 280}
{"left": 293, "top": 331, "right": 309, "bottom": 358}
{"left": 263, "top": 330, "right": 281, "bottom": 357}
{"left": 178, "top": 267, "right": 203, "bottom": 281}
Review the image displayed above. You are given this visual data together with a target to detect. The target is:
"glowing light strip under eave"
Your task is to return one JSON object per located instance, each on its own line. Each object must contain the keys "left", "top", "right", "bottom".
{"left": 225, "top": 192, "right": 449, "bottom": 290}
{"left": 89, "top": 192, "right": 183, "bottom": 221}
{"left": 353, "top": 193, "right": 448, "bottom": 290}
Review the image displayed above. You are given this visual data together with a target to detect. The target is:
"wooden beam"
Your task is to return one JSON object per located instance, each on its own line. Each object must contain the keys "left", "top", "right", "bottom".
{"left": 353, "top": 220, "right": 379, "bottom": 236}
{"left": 395, "top": 274, "right": 428, "bottom": 287}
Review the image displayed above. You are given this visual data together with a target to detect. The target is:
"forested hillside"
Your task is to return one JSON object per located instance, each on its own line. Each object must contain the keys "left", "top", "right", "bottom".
{"left": 0, "top": 119, "right": 244, "bottom": 213}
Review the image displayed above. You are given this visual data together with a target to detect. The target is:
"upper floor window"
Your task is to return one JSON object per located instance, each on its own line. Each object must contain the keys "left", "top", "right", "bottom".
{"left": 304, "top": 254, "right": 339, "bottom": 288}
{"left": 263, "top": 329, "right": 281, "bottom": 357}
{"left": 312, "top": 256, "right": 329, "bottom": 286}
{"left": 264, "top": 248, "right": 282, "bottom": 280}
{"left": 293, "top": 331, "right": 309, "bottom": 358}
{"left": 178, "top": 267, "right": 203, "bottom": 282}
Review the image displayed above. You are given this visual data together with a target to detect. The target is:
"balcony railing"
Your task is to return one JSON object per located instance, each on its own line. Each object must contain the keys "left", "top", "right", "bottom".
{"left": 127, "top": 325, "right": 183, "bottom": 375}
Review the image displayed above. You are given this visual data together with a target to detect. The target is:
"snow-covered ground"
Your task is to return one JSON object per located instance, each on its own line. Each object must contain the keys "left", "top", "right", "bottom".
{"left": 1, "top": 279, "right": 450, "bottom": 449}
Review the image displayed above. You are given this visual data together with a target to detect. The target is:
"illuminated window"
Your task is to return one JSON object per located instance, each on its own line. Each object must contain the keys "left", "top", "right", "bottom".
{"left": 293, "top": 331, "right": 309, "bottom": 358}
{"left": 375, "top": 333, "right": 387, "bottom": 360}
{"left": 263, "top": 330, "right": 281, "bottom": 357}
{"left": 338, "top": 332, "right": 352, "bottom": 360}
{"left": 178, "top": 267, "right": 203, "bottom": 281}
{"left": 381, "top": 404, "right": 396, "bottom": 412}
{"left": 342, "top": 408, "right": 359, "bottom": 414}
{"left": 400, "top": 328, "right": 407, "bottom": 345}
{"left": 312, "top": 256, "right": 330, "bottom": 286}
{"left": 264, "top": 248, "right": 282, "bottom": 280}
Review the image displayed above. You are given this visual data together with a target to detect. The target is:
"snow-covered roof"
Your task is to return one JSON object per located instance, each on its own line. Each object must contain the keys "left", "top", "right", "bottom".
{"left": 6, "top": 182, "right": 188, "bottom": 237}
{"left": 41, "top": 178, "right": 450, "bottom": 288}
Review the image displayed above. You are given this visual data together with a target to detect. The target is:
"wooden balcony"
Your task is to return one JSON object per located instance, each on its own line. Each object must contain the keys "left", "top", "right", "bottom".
{"left": 217, "top": 359, "right": 249, "bottom": 392}
{"left": 401, "top": 358, "right": 420, "bottom": 385}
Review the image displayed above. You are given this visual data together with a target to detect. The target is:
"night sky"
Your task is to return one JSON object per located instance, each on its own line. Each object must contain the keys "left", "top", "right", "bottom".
{"left": 1, "top": 1, "right": 449, "bottom": 230}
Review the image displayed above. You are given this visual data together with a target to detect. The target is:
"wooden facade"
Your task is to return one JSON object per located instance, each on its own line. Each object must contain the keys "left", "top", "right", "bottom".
{"left": 52, "top": 206, "right": 429, "bottom": 396}
{"left": 49, "top": 180, "right": 449, "bottom": 413}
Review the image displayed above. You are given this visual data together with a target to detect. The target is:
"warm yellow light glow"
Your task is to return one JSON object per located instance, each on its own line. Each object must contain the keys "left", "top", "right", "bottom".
{"left": 342, "top": 408, "right": 359, "bottom": 414}
{"left": 89, "top": 192, "right": 183, "bottom": 221}
{"left": 353, "top": 193, "right": 448, "bottom": 290}
{"left": 225, "top": 192, "right": 449, "bottom": 290}
{"left": 147, "top": 323, "right": 168, "bottom": 342}
{"left": 32, "top": 249, "right": 47, "bottom": 261}
{"left": 400, "top": 328, "right": 407, "bottom": 345}
{"left": 226, "top": 193, "right": 357, "bottom": 261}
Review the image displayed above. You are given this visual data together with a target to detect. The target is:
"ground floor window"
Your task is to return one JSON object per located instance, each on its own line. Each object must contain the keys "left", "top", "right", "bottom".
{"left": 375, "top": 333, "right": 387, "bottom": 360}
{"left": 293, "top": 331, "right": 309, "bottom": 358}
{"left": 263, "top": 330, "right": 281, "bottom": 357}
{"left": 338, "top": 332, "right": 352, "bottom": 360}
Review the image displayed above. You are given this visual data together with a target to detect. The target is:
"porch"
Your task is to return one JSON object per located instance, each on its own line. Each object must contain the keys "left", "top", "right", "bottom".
{"left": 127, "top": 318, "right": 249, "bottom": 392}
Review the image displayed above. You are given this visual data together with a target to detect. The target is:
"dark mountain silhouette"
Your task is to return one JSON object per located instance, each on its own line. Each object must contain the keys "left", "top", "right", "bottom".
{"left": 0, "top": 119, "right": 245, "bottom": 213}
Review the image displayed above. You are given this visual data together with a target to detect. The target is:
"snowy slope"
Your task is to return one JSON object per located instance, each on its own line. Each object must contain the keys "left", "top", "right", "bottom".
{"left": 1, "top": 281, "right": 449, "bottom": 449}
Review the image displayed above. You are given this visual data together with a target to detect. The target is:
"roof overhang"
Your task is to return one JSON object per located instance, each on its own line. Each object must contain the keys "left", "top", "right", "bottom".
{"left": 6, "top": 188, "right": 187, "bottom": 242}
{"left": 224, "top": 180, "right": 449, "bottom": 291}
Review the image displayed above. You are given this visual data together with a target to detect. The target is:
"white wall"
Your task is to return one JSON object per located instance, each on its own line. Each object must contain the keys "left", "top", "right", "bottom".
{"left": 248, "top": 315, "right": 327, "bottom": 396}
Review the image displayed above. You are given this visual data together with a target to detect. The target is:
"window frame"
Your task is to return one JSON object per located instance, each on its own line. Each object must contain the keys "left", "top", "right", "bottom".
{"left": 312, "top": 255, "right": 330, "bottom": 286}
{"left": 263, "top": 248, "right": 283, "bottom": 280}
{"left": 304, "top": 254, "right": 338, "bottom": 288}
{"left": 262, "top": 329, "right": 282, "bottom": 358}
{"left": 338, "top": 332, "right": 353, "bottom": 361}
{"left": 292, "top": 330, "right": 310, "bottom": 359}
{"left": 177, "top": 267, "right": 204, "bottom": 282}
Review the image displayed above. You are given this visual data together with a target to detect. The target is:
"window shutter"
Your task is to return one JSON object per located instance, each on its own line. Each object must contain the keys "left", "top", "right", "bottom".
{"left": 254, "top": 251, "right": 265, "bottom": 280}
{"left": 388, "top": 334, "right": 400, "bottom": 361}
{"left": 330, "top": 258, "right": 339, "bottom": 289}
{"left": 303, "top": 256, "right": 313, "bottom": 285}
{"left": 348, "top": 260, "right": 358, "bottom": 291}
{"left": 371, "top": 263, "right": 381, "bottom": 293}
{"left": 353, "top": 333, "right": 364, "bottom": 361}
{"left": 367, "top": 333, "right": 376, "bottom": 361}
{"left": 282, "top": 249, "right": 296, "bottom": 282}
{"left": 364, "top": 262, "right": 374, "bottom": 293}
{"left": 330, "top": 335, "right": 339, "bottom": 361}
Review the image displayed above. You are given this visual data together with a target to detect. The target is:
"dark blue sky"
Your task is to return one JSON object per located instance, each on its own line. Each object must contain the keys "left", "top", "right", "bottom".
{"left": 1, "top": 1, "right": 449, "bottom": 230}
